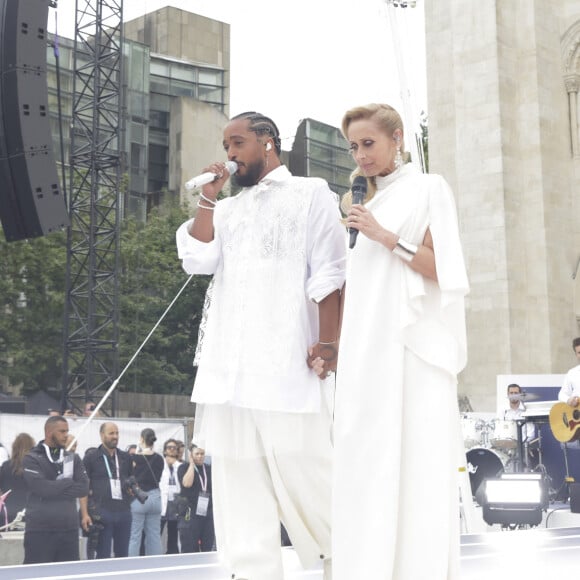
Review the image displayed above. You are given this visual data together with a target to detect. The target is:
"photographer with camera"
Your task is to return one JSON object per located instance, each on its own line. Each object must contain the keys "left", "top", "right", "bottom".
{"left": 22, "top": 416, "right": 89, "bottom": 564}
{"left": 128, "top": 428, "right": 164, "bottom": 556}
{"left": 80, "top": 422, "right": 134, "bottom": 559}
{"left": 81, "top": 494, "right": 105, "bottom": 560}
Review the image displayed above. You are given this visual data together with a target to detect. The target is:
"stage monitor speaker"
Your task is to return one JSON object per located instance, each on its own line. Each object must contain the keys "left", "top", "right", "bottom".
{"left": 0, "top": 0, "right": 69, "bottom": 242}
{"left": 570, "top": 483, "right": 580, "bottom": 513}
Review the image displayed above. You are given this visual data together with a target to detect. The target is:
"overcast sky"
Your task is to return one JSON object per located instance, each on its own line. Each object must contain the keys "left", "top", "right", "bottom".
{"left": 48, "top": 0, "right": 426, "bottom": 149}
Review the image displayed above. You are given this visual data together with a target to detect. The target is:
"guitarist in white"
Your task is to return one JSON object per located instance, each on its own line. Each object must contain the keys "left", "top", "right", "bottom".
{"left": 551, "top": 337, "right": 580, "bottom": 487}
{"left": 558, "top": 337, "right": 580, "bottom": 408}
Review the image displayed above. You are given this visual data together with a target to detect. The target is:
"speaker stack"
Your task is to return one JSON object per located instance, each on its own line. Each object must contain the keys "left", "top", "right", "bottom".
{"left": 0, "top": 0, "right": 68, "bottom": 242}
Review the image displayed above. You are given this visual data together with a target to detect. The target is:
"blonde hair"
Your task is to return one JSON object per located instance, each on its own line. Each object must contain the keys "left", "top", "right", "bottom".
{"left": 340, "top": 103, "right": 410, "bottom": 214}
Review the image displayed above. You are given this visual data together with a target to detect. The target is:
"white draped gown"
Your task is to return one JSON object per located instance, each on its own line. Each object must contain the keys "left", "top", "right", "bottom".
{"left": 333, "top": 164, "right": 469, "bottom": 580}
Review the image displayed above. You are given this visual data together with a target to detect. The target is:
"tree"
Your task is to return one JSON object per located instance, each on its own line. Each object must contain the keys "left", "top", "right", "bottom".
{"left": 118, "top": 199, "right": 210, "bottom": 395}
{"left": 0, "top": 199, "right": 211, "bottom": 398}
{"left": 420, "top": 110, "right": 429, "bottom": 173}
{"left": 0, "top": 229, "right": 68, "bottom": 394}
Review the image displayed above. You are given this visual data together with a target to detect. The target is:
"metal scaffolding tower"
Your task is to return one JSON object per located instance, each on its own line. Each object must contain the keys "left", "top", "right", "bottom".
{"left": 61, "top": 0, "right": 124, "bottom": 414}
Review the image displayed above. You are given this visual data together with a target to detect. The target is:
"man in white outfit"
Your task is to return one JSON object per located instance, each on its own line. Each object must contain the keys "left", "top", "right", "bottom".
{"left": 557, "top": 338, "right": 580, "bottom": 481}
{"left": 176, "top": 111, "right": 346, "bottom": 580}
{"left": 559, "top": 337, "right": 580, "bottom": 406}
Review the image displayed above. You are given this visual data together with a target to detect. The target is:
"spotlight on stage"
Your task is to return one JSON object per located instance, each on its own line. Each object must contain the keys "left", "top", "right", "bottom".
{"left": 482, "top": 473, "right": 548, "bottom": 528}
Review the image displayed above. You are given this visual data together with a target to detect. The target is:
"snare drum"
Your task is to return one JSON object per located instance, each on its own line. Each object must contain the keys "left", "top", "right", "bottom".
{"left": 465, "top": 447, "right": 505, "bottom": 498}
{"left": 490, "top": 419, "right": 518, "bottom": 450}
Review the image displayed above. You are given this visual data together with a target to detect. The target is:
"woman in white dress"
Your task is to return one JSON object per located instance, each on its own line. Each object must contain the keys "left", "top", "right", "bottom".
{"left": 331, "top": 104, "right": 469, "bottom": 579}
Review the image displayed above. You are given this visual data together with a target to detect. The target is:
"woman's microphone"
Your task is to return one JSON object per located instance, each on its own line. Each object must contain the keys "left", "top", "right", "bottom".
{"left": 349, "top": 176, "right": 368, "bottom": 249}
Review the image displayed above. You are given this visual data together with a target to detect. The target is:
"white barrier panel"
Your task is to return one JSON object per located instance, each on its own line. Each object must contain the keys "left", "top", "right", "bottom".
{"left": 0, "top": 414, "right": 191, "bottom": 459}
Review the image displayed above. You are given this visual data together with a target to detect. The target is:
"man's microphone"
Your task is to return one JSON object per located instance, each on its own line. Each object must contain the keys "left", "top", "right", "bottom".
{"left": 184, "top": 161, "right": 238, "bottom": 191}
{"left": 349, "top": 175, "right": 367, "bottom": 249}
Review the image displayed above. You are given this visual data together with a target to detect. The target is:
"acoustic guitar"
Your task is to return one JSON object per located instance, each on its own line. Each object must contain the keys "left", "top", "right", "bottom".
{"left": 549, "top": 402, "right": 580, "bottom": 443}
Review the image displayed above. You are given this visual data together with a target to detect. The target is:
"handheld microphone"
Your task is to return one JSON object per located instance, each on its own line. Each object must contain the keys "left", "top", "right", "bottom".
{"left": 349, "top": 176, "right": 368, "bottom": 249}
{"left": 184, "top": 161, "right": 238, "bottom": 191}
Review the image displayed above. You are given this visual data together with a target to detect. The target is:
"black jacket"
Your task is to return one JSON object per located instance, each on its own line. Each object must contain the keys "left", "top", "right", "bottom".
{"left": 0, "top": 460, "right": 28, "bottom": 521}
{"left": 83, "top": 445, "right": 133, "bottom": 512}
{"left": 23, "top": 441, "right": 89, "bottom": 532}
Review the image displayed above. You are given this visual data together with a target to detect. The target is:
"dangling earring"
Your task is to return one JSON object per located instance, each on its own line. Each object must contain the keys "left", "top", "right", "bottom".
{"left": 394, "top": 144, "right": 403, "bottom": 170}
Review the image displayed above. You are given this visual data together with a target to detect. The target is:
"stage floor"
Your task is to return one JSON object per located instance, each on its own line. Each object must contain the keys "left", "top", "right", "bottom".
{"left": 2, "top": 524, "right": 580, "bottom": 580}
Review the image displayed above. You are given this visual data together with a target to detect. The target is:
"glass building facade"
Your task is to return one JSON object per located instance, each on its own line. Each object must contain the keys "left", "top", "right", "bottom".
{"left": 146, "top": 55, "right": 226, "bottom": 210}
{"left": 45, "top": 9, "right": 354, "bottom": 222}
{"left": 289, "top": 118, "right": 354, "bottom": 197}
{"left": 45, "top": 11, "right": 228, "bottom": 222}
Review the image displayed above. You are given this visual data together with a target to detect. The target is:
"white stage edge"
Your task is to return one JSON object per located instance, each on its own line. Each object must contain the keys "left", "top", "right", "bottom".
{"left": 3, "top": 521, "right": 580, "bottom": 580}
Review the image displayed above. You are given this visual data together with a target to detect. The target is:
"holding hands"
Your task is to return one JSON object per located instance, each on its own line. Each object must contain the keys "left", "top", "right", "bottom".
{"left": 307, "top": 341, "right": 338, "bottom": 379}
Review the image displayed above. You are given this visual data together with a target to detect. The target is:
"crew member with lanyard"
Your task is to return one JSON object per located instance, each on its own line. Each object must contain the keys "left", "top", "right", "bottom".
{"left": 80, "top": 422, "right": 134, "bottom": 559}
{"left": 177, "top": 444, "right": 215, "bottom": 552}
{"left": 23, "top": 416, "right": 89, "bottom": 563}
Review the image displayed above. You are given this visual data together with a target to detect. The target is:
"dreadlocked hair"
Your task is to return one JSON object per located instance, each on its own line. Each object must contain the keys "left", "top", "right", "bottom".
{"left": 231, "top": 111, "right": 282, "bottom": 155}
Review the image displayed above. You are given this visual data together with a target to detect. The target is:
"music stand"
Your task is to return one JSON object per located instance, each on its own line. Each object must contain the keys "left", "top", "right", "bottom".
{"left": 520, "top": 400, "right": 559, "bottom": 493}
{"left": 515, "top": 419, "right": 526, "bottom": 472}
{"left": 516, "top": 418, "right": 544, "bottom": 471}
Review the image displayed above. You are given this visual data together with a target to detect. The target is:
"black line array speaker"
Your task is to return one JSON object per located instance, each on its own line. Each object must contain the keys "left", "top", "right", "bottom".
{"left": 0, "top": 0, "right": 68, "bottom": 242}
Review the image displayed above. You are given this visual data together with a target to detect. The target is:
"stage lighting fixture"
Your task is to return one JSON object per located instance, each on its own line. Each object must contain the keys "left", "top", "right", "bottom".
{"left": 482, "top": 473, "right": 548, "bottom": 528}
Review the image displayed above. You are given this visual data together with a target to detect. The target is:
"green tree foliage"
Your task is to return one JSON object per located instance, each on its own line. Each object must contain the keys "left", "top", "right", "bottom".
{"left": 0, "top": 229, "right": 68, "bottom": 394}
{"left": 0, "top": 200, "right": 210, "bottom": 397}
{"left": 118, "top": 200, "right": 210, "bottom": 395}
{"left": 420, "top": 110, "right": 429, "bottom": 173}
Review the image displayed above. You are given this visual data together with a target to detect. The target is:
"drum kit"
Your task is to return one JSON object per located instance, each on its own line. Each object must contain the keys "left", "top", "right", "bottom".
{"left": 462, "top": 393, "right": 542, "bottom": 501}
{"left": 462, "top": 417, "right": 516, "bottom": 496}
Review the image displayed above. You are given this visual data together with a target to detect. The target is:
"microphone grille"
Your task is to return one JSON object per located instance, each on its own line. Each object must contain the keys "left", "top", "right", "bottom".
{"left": 352, "top": 175, "right": 367, "bottom": 197}
{"left": 225, "top": 160, "right": 238, "bottom": 175}
{"left": 352, "top": 175, "right": 367, "bottom": 188}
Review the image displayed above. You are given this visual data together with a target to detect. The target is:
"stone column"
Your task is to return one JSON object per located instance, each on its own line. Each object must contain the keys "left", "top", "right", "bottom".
{"left": 565, "top": 74, "right": 580, "bottom": 157}
{"left": 426, "top": 0, "right": 575, "bottom": 411}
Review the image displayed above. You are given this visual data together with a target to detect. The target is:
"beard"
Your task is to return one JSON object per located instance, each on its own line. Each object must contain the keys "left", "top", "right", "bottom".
{"left": 233, "top": 158, "right": 266, "bottom": 187}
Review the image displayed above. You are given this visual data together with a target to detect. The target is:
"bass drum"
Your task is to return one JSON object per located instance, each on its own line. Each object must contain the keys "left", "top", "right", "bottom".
{"left": 466, "top": 447, "right": 505, "bottom": 500}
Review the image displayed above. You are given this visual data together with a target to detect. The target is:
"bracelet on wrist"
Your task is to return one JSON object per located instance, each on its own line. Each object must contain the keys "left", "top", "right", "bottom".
{"left": 199, "top": 192, "right": 217, "bottom": 206}
{"left": 197, "top": 200, "right": 215, "bottom": 211}
{"left": 319, "top": 340, "right": 337, "bottom": 345}
{"left": 392, "top": 238, "right": 417, "bottom": 262}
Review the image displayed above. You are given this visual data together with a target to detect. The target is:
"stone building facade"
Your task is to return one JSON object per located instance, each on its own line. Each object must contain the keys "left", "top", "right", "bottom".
{"left": 425, "top": 0, "right": 580, "bottom": 410}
